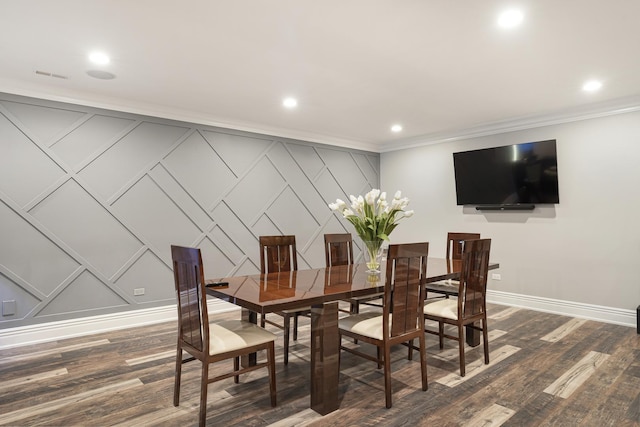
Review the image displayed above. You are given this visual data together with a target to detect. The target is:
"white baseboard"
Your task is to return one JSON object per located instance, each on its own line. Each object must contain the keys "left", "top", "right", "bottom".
{"left": 487, "top": 290, "right": 636, "bottom": 328}
{"left": 1, "top": 292, "right": 634, "bottom": 350}
{"left": 0, "top": 299, "right": 240, "bottom": 350}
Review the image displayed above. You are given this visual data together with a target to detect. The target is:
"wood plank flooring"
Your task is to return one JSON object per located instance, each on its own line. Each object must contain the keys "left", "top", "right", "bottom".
{"left": 1, "top": 303, "right": 638, "bottom": 426}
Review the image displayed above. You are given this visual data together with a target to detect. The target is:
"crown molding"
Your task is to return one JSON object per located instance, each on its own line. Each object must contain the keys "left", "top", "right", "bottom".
{"left": 2, "top": 79, "right": 639, "bottom": 155}
{"left": 380, "top": 95, "right": 640, "bottom": 153}
{"left": 0, "top": 81, "right": 378, "bottom": 153}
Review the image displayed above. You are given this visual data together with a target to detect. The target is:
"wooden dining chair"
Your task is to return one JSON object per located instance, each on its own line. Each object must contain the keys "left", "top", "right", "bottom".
{"left": 171, "top": 245, "right": 276, "bottom": 427}
{"left": 259, "top": 235, "right": 310, "bottom": 365}
{"left": 423, "top": 238, "right": 491, "bottom": 376}
{"left": 324, "top": 232, "right": 353, "bottom": 267}
{"left": 425, "top": 232, "right": 480, "bottom": 299}
{"left": 324, "top": 233, "right": 383, "bottom": 314}
{"left": 338, "top": 242, "right": 429, "bottom": 408}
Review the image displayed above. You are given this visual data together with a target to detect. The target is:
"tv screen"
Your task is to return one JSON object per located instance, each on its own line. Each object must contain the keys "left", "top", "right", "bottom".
{"left": 453, "top": 139, "right": 560, "bottom": 206}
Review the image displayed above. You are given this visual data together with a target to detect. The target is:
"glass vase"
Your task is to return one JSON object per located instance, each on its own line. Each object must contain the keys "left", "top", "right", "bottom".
{"left": 362, "top": 240, "right": 384, "bottom": 273}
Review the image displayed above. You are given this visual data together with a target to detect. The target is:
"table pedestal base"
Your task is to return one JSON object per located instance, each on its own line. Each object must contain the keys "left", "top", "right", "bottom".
{"left": 466, "top": 323, "right": 480, "bottom": 346}
{"left": 310, "top": 301, "right": 340, "bottom": 415}
{"left": 241, "top": 309, "right": 257, "bottom": 367}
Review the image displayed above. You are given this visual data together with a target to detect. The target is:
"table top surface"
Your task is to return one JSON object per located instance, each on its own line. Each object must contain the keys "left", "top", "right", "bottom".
{"left": 205, "top": 257, "right": 499, "bottom": 314}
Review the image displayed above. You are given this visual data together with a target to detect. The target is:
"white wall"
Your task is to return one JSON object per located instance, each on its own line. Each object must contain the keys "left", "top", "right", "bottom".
{"left": 381, "top": 110, "right": 640, "bottom": 323}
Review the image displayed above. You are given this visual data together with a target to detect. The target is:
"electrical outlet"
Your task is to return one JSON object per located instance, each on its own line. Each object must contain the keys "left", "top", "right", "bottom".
{"left": 491, "top": 273, "right": 502, "bottom": 280}
{"left": 2, "top": 300, "right": 16, "bottom": 316}
{"left": 134, "top": 288, "right": 145, "bottom": 296}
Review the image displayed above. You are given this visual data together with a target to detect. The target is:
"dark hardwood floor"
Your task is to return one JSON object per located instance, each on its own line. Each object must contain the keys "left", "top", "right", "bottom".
{"left": 1, "top": 302, "right": 638, "bottom": 426}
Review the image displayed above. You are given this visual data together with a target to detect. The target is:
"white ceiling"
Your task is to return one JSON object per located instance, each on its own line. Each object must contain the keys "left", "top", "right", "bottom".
{"left": 1, "top": 1, "right": 639, "bottom": 152}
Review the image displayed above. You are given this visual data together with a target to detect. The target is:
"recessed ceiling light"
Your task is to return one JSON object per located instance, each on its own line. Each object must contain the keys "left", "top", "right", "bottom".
{"left": 497, "top": 9, "right": 524, "bottom": 29}
{"left": 87, "top": 70, "right": 116, "bottom": 80}
{"left": 391, "top": 124, "right": 403, "bottom": 133}
{"left": 89, "top": 51, "right": 110, "bottom": 65}
{"left": 582, "top": 80, "right": 603, "bottom": 92}
{"left": 283, "top": 97, "right": 298, "bottom": 108}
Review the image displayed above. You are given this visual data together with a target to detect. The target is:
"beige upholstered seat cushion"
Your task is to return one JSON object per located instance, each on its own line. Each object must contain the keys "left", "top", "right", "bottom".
{"left": 209, "top": 320, "right": 276, "bottom": 355}
{"left": 434, "top": 279, "right": 459, "bottom": 286}
{"left": 339, "top": 312, "right": 389, "bottom": 341}
{"left": 424, "top": 299, "right": 458, "bottom": 320}
{"left": 426, "top": 279, "right": 459, "bottom": 290}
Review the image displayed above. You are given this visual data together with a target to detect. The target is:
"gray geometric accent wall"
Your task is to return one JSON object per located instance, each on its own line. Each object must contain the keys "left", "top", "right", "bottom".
{"left": 0, "top": 93, "right": 379, "bottom": 329}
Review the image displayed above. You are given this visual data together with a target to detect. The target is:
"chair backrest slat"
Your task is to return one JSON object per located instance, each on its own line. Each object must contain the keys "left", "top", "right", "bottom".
{"left": 385, "top": 242, "right": 429, "bottom": 338}
{"left": 172, "top": 245, "right": 208, "bottom": 354}
{"left": 259, "top": 235, "right": 298, "bottom": 274}
{"left": 458, "top": 239, "right": 491, "bottom": 318}
{"left": 446, "top": 232, "right": 481, "bottom": 260}
{"left": 324, "top": 233, "right": 354, "bottom": 267}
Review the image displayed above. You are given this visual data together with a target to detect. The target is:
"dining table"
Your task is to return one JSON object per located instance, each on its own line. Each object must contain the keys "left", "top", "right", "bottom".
{"left": 205, "top": 257, "right": 499, "bottom": 415}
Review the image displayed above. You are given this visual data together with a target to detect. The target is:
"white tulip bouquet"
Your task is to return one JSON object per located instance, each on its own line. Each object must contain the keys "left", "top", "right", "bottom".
{"left": 328, "top": 189, "right": 414, "bottom": 271}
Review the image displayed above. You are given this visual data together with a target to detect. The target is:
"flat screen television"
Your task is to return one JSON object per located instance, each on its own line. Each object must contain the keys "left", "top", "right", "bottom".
{"left": 453, "top": 139, "right": 560, "bottom": 206}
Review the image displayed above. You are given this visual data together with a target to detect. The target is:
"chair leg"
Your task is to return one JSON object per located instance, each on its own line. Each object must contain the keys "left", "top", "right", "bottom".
{"left": 267, "top": 342, "right": 277, "bottom": 407}
{"left": 351, "top": 300, "right": 359, "bottom": 314}
{"left": 173, "top": 345, "right": 182, "bottom": 406}
{"left": 233, "top": 356, "right": 239, "bottom": 383}
{"left": 351, "top": 302, "right": 360, "bottom": 343}
{"left": 261, "top": 313, "right": 266, "bottom": 328}
{"left": 383, "top": 343, "right": 392, "bottom": 408}
{"left": 482, "top": 317, "right": 490, "bottom": 365}
{"left": 438, "top": 321, "right": 444, "bottom": 349}
{"left": 407, "top": 338, "right": 413, "bottom": 360}
{"left": 419, "top": 333, "right": 428, "bottom": 391}
{"left": 199, "top": 362, "right": 209, "bottom": 427}
{"left": 377, "top": 347, "right": 382, "bottom": 369}
{"left": 293, "top": 312, "right": 299, "bottom": 341}
{"left": 458, "top": 324, "right": 466, "bottom": 377}
{"left": 284, "top": 314, "right": 290, "bottom": 365}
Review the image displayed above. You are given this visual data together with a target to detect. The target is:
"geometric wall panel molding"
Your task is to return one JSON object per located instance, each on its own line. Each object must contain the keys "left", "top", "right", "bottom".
{"left": 208, "top": 225, "right": 247, "bottom": 269}
{"left": 0, "top": 111, "right": 66, "bottom": 208}
{"left": 52, "top": 114, "right": 136, "bottom": 170}
{"left": 78, "top": 121, "right": 190, "bottom": 201}
{"left": 313, "top": 167, "right": 352, "bottom": 214}
{"left": 352, "top": 152, "right": 379, "bottom": 187}
{"left": 210, "top": 202, "right": 264, "bottom": 271}
{"left": 286, "top": 143, "right": 326, "bottom": 180}
{"left": 269, "top": 142, "right": 331, "bottom": 225}
{"left": 200, "top": 130, "right": 271, "bottom": 176}
{"left": 0, "top": 200, "right": 79, "bottom": 296}
{"left": 0, "top": 99, "right": 86, "bottom": 145}
{"left": 233, "top": 257, "right": 261, "bottom": 277}
{"left": 198, "top": 237, "right": 237, "bottom": 281}
{"left": 0, "top": 92, "right": 379, "bottom": 329}
{"left": 0, "top": 273, "right": 42, "bottom": 320}
{"left": 224, "top": 156, "right": 287, "bottom": 225}
{"left": 30, "top": 180, "right": 142, "bottom": 279}
{"left": 112, "top": 175, "right": 203, "bottom": 265}
{"left": 316, "top": 146, "right": 372, "bottom": 197}
{"left": 268, "top": 186, "right": 320, "bottom": 249}
{"left": 114, "top": 250, "right": 174, "bottom": 304}
{"left": 36, "top": 270, "right": 128, "bottom": 317}
{"left": 163, "top": 131, "right": 238, "bottom": 210}
{"left": 147, "top": 164, "right": 214, "bottom": 231}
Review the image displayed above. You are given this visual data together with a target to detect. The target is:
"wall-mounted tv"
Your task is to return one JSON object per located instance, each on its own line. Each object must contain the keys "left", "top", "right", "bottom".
{"left": 453, "top": 139, "right": 560, "bottom": 206}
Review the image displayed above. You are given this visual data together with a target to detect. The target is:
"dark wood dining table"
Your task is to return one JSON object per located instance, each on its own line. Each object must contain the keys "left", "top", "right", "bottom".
{"left": 206, "top": 257, "right": 499, "bottom": 415}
